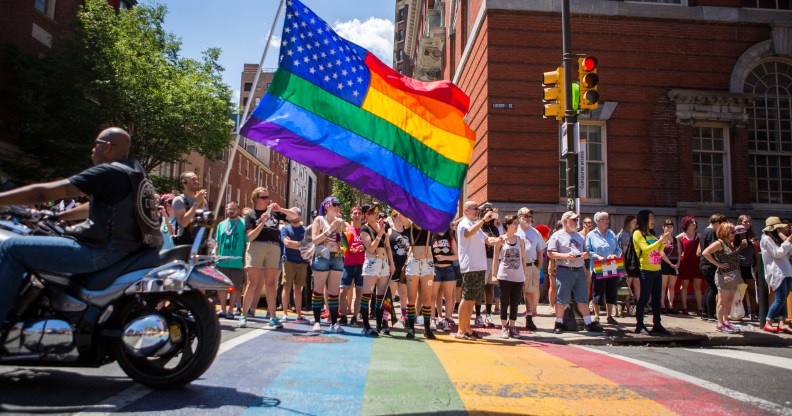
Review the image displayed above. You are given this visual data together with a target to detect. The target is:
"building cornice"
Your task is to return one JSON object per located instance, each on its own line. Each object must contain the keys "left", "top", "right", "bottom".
{"left": 487, "top": 0, "right": 789, "bottom": 24}
{"left": 666, "top": 89, "right": 753, "bottom": 127}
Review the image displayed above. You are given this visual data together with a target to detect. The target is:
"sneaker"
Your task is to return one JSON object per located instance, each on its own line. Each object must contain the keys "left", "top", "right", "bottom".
{"left": 716, "top": 323, "right": 737, "bottom": 334}
{"left": 321, "top": 309, "right": 329, "bottom": 320}
{"left": 217, "top": 310, "right": 226, "bottom": 318}
{"left": 330, "top": 322, "right": 345, "bottom": 333}
{"left": 585, "top": 322, "right": 604, "bottom": 332}
{"left": 430, "top": 318, "right": 438, "bottom": 331}
{"left": 295, "top": 315, "right": 309, "bottom": 323}
{"left": 280, "top": 314, "right": 289, "bottom": 322}
{"left": 268, "top": 317, "right": 284, "bottom": 329}
{"left": 474, "top": 315, "right": 485, "bottom": 328}
{"left": 724, "top": 322, "right": 741, "bottom": 332}
{"left": 553, "top": 322, "right": 564, "bottom": 334}
{"left": 416, "top": 316, "right": 424, "bottom": 326}
{"left": 349, "top": 315, "right": 357, "bottom": 326}
{"left": 442, "top": 319, "right": 452, "bottom": 332}
{"left": 406, "top": 328, "right": 415, "bottom": 339}
{"left": 225, "top": 311, "right": 235, "bottom": 320}
{"left": 501, "top": 327, "right": 510, "bottom": 339}
{"left": 238, "top": 316, "right": 247, "bottom": 328}
{"left": 510, "top": 326, "right": 521, "bottom": 338}
{"left": 246, "top": 309, "right": 255, "bottom": 318}
{"left": 649, "top": 325, "right": 671, "bottom": 336}
{"left": 312, "top": 322, "right": 322, "bottom": 332}
{"left": 484, "top": 314, "right": 495, "bottom": 328}
{"left": 362, "top": 328, "right": 379, "bottom": 337}
{"left": 634, "top": 325, "right": 649, "bottom": 335}
{"left": 424, "top": 330, "right": 436, "bottom": 340}
{"left": 607, "top": 316, "right": 618, "bottom": 325}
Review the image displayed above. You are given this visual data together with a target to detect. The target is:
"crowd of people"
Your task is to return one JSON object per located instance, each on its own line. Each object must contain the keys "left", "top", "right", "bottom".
{"left": 155, "top": 176, "right": 792, "bottom": 340}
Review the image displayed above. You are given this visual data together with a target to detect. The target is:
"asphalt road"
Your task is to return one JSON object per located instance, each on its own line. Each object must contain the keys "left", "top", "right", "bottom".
{"left": 2, "top": 316, "right": 791, "bottom": 415}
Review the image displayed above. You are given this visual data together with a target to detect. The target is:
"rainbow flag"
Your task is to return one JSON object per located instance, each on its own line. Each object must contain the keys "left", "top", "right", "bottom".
{"left": 593, "top": 257, "right": 625, "bottom": 279}
{"left": 240, "top": 0, "right": 474, "bottom": 233}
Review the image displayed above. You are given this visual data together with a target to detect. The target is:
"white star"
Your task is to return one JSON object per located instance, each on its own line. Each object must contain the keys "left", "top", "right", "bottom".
{"left": 281, "top": 40, "right": 288, "bottom": 47}
{"left": 294, "top": 9, "right": 299, "bottom": 16}
{"left": 303, "top": 57, "right": 309, "bottom": 63}
{"left": 299, "top": 33, "right": 305, "bottom": 39}
{"left": 347, "top": 80, "right": 353, "bottom": 86}
{"left": 314, "top": 41, "right": 320, "bottom": 47}
{"left": 323, "top": 39, "right": 329, "bottom": 45}
{"left": 318, "top": 28, "right": 323, "bottom": 34}
{"left": 320, "top": 52, "right": 326, "bottom": 58}
{"left": 306, "top": 44, "right": 312, "bottom": 50}
{"left": 287, "top": 12, "right": 293, "bottom": 19}
{"left": 284, "top": 27, "right": 291, "bottom": 34}
{"left": 346, "top": 56, "right": 351, "bottom": 62}
{"left": 332, "top": 72, "right": 338, "bottom": 79}
{"left": 307, "top": 31, "right": 313, "bottom": 37}
{"left": 352, "top": 90, "right": 359, "bottom": 97}
{"left": 318, "top": 64, "right": 325, "bottom": 71}
{"left": 357, "top": 77, "right": 363, "bottom": 83}
{"left": 303, "top": 7, "right": 308, "bottom": 13}
{"left": 309, "top": 67, "right": 316, "bottom": 74}
{"left": 294, "top": 60, "right": 301, "bottom": 67}
{"left": 341, "top": 69, "right": 348, "bottom": 76}
{"left": 327, "top": 62, "right": 333, "bottom": 68}
{"left": 287, "top": 49, "right": 294, "bottom": 56}
{"left": 291, "top": 36, "right": 296, "bottom": 42}
{"left": 337, "top": 83, "right": 343, "bottom": 89}
{"left": 310, "top": 18, "right": 315, "bottom": 24}
{"left": 359, "top": 65, "right": 364, "bottom": 70}
{"left": 301, "top": 21, "right": 307, "bottom": 27}
{"left": 351, "top": 67, "right": 357, "bottom": 73}
{"left": 336, "top": 59, "right": 341, "bottom": 65}
{"left": 324, "top": 75, "right": 330, "bottom": 81}
{"left": 296, "top": 46, "right": 303, "bottom": 53}
{"left": 329, "top": 49, "right": 335, "bottom": 55}
{"left": 293, "top": 22, "right": 299, "bottom": 29}
{"left": 312, "top": 54, "right": 318, "bottom": 60}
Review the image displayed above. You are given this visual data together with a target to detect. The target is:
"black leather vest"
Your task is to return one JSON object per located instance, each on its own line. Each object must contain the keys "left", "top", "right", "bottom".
{"left": 65, "top": 160, "right": 162, "bottom": 252}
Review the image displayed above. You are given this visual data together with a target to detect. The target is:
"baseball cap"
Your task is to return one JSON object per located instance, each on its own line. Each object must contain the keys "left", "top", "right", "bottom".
{"left": 481, "top": 203, "right": 495, "bottom": 213}
{"left": 517, "top": 207, "right": 533, "bottom": 217}
{"left": 561, "top": 211, "right": 580, "bottom": 221}
{"left": 734, "top": 225, "right": 747, "bottom": 234}
{"left": 290, "top": 207, "right": 302, "bottom": 217}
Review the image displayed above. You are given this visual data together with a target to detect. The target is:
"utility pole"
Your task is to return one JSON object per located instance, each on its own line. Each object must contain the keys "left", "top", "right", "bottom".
{"left": 562, "top": 0, "right": 578, "bottom": 213}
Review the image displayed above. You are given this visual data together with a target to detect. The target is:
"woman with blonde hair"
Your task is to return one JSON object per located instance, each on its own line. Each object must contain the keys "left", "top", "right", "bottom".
{"left": 702, "top": 222, "right": 746, "bottom": 334}
{"left": 240, "top": 187, "right": 298, "bottom": 329}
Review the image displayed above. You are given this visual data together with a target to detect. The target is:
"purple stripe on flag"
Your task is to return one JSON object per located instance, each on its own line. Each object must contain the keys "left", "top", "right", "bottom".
{"left": 242, "top": 117, "right": 455, "bottom": 233}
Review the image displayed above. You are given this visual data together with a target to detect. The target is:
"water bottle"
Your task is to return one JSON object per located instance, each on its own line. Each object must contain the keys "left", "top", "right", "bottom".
{"left": 317, "top": 245, "right": 330, "bottom": 259}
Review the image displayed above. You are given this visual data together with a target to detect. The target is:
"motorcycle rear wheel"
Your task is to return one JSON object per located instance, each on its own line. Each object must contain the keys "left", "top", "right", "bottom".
{"left": 111, "top": 291, "right": 220, "bottom": 389}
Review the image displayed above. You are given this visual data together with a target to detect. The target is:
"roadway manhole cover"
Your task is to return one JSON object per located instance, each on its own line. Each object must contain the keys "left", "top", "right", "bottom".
{"left": 273, "top": 335, "right": 349, "bottom": 343}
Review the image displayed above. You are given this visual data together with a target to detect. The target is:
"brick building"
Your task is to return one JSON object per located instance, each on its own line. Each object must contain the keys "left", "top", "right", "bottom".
{"left": 397, "top": 0, "right": 791, "bottom": 226}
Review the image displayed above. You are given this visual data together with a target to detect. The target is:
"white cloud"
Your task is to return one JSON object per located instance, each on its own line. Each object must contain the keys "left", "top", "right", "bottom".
{"left": 333, "top": 17, "right": 394, "bottom": 66}
{"left": 269, "top": 34, "right": 281, "bottom": 48}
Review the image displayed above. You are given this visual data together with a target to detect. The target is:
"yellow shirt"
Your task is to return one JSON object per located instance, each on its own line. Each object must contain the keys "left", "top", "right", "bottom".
{"left": 633, "top": 230, "right": 665, "bottom": 272}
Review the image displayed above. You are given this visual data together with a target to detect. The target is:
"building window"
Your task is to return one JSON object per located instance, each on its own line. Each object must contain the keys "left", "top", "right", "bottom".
{"left": 238, "top": 157, "right": 242, "bottom": 174}
{"left": 398, "top": 29, "right": 404, "bottom": 41}
{"left": 746, "top": 59, "right": 792, "bottom": 205}
{"left": 226, "top": 186, "right": 232, "bottom": 206}
{"left": 693, "top": 125, "right": 730, "bottom": 204}
{"left": 236, "top": 189, "right": 240, "bottom": 206}
{"left": 399, "top": 8, "right": 405, "bottom": 21}
{"left": 246, "top": 160, "right": 250, "bottom": 179}
{"left": 741, "top": 0, "right": 792, "bottom": 9}
{"left": 559, "top": 123, "right": 607, "bottom": 203}
{"left": 398, "top": 50, "right": 404, "bottom": 62}
{"left": 244, "top": 82, "right": 253, "bottom": 92}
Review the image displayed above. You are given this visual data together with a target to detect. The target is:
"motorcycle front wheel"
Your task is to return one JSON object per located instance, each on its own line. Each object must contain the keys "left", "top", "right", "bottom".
{"left": 111, "top": 291, "right": 221, "bottom": 389}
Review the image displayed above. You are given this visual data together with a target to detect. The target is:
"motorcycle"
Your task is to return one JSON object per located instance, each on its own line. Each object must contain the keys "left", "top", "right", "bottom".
{"left": 0, "top": 206, "right": 234, "bottom": 389}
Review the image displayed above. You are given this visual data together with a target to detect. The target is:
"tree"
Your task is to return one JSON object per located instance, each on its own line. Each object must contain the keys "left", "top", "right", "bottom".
{"left": 330, "top": 178, "right": 388, "bottom": 218}
{"left": 0, "top": 0, "right": 233, "bottom": 183}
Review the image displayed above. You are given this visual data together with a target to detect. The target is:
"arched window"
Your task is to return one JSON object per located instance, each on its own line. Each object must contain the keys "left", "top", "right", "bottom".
{"left": 745, "top": 60, "right": 792, "bottom": 205}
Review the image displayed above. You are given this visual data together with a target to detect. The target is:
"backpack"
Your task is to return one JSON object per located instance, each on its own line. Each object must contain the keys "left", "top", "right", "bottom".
{"left": 624, "top": 231, "right": 641, "bottom": 278}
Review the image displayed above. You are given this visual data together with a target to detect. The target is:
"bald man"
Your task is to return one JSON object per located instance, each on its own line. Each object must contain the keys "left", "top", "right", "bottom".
{"left": 0, "top": 127, "right": 162, "bottom": 329}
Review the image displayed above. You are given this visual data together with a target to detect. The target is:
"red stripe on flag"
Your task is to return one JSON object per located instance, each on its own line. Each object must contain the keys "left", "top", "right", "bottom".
{"left": 364, "top": 54, "right": 470, "bottom": 114}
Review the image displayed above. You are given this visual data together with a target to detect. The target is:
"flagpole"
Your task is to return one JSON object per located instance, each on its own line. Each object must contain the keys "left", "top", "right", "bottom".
{"left": 214, "top": 0, "right": 286, "bottom": 220}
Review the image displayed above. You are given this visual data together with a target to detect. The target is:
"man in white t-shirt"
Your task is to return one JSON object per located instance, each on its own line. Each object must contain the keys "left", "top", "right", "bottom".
{"left": 456, "top": 200, "right": 498, "bottom": 339}
{"left": 515, "top": 207, "right": 546, "bottom": 331}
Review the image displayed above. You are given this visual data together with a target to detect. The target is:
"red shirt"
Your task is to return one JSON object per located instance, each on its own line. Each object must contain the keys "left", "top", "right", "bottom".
{"left": 344, "top": 225, "right": 365, "bottom": 266}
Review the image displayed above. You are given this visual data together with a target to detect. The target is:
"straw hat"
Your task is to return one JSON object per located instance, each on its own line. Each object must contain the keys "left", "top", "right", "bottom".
{"left": 763, "top": 216, "right": 787, "bottom": 232}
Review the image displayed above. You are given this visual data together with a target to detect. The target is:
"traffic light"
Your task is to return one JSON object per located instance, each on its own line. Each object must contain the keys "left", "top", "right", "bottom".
{"left": 542, "top": 66, "right": 565, "bottom": 120}
{"left": 578, "top": 56, "right": 599, "bottom": 111}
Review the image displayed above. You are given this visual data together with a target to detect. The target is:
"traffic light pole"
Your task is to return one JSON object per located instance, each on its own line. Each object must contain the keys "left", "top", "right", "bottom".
{"left": 561, "top": 0, "right": 578, "bottom": 213}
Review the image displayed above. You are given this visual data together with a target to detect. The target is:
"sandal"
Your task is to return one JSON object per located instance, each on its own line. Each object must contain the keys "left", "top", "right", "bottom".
{"left": 454, "top": 333, "right": 471, "bottom": 340}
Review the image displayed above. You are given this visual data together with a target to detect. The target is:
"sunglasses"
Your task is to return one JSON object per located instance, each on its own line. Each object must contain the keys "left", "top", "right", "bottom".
{"left": 94, "top": 139, "right": 115, "bottom": 147}
{"left": 258, "top": 195, "right": 270, "bottom": 200}
{"left": 469, "top": 207, "right": 480, "bottom": 211}
{"left": 331, "top": 202, "right": 341, "bottom": 207}
{"left": 583, "top": 221, "right": 593, "bottom": 225}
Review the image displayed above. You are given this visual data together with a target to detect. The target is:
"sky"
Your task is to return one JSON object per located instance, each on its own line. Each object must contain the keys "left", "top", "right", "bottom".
{"left": 157, "top": 0, "right": 397, "bottom": 104}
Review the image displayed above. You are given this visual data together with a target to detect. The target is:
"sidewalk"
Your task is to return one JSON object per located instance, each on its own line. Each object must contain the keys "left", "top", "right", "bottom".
{"left": 477, "top": 304, "right": 792, "bottom": 347}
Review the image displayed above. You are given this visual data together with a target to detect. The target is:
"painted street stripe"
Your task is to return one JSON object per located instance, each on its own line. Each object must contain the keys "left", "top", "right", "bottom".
{"left": 684, "top": 348, "right": 792, "bottom": 371}
{"left": 75, "top": 327, "right": 273, "bottom": 416}
{"left": 242, "top": 331, "right": 374, "bottom": 416}
{"left": 574, "top": 346, "right": 791, "bottom": 415}
{"left": 427, "top": 335, "right": 672, "bottom": 415}
{"left": 361, "top": 335, "right": 464, "bottom": 414}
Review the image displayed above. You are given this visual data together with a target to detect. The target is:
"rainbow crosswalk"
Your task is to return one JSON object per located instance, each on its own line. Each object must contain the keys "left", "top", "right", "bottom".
{"left": 226, "top": 327, "right": 773, "bottom": 416}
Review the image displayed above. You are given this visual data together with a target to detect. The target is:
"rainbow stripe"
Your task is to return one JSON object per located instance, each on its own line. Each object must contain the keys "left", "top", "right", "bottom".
{"left": 240, "top": 0, "right": 474, "bottom": 233}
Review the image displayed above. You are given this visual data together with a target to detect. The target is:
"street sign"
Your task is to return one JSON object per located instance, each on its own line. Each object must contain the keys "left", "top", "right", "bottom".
{"left": 492, "top": 103, "right": 514, "bottom": 109}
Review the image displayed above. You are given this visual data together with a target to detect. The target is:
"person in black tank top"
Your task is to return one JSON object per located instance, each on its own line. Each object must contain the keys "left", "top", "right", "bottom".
{"left": 358, "top": 203, "right": 395, "bottom": 336}
{"left": 431, "top": 227, "right": 458, "bottom": 331}
{"left": 396, "top": 215, "right": 436, "bottom": 339}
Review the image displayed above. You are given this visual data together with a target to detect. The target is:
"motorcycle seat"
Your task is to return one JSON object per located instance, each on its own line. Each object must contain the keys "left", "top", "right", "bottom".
{"left": 76, "top": 245, "right": 193, "bottom": 291}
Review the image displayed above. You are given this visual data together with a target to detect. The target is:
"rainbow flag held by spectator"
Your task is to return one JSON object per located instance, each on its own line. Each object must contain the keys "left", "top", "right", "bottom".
{"left": 593, "top": 258, "right": 625, "bottom": 279}
{"left": 240, "top": 0, "right": 474, "bottom": 233}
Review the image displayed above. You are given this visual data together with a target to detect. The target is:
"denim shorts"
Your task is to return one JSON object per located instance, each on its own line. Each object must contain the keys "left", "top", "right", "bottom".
{"left": 312, "top": 255, "right": 344, "bottom": 272}
{"left": 434, "top": 266, "right": 456, "bottom": 282}
{"left": 555, "top": 266, "right": 588, "bottom": 305}
{"left": 341, "top": 264, "right": 363, "bottom": 287}
{"left": 362, "top": 256, "right": 390, "bottom": 278}
{"left": 405, "top": 257, "right": 435, "bottom": 276}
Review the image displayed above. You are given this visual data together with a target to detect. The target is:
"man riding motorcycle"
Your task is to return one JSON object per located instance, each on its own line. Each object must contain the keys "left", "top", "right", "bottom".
{"left": 0, "top": 127, "right": 161, "bottom": 330}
